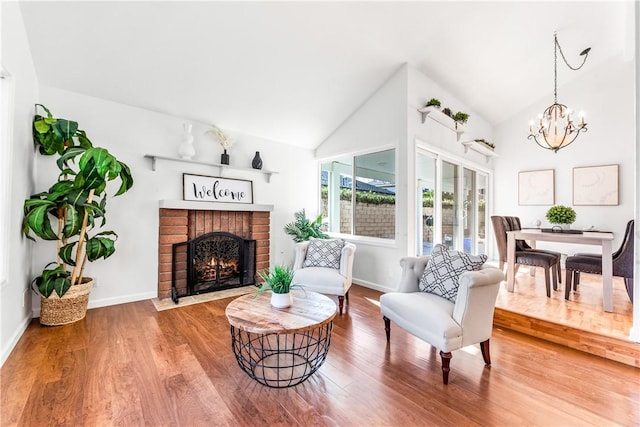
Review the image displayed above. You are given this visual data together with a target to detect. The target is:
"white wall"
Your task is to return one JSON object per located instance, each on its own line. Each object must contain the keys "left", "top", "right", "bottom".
{"left": 315, "top": 64, "right": 495, "bottom": 292}
{"left": 493, "top": 55, "right": 635, "bottom": 257}
{"left": 31, "top": 87, "right": 317, "bottom": 313}
{"left": 315, "top": 65, "right": 408, "bottom": 291}
{"left": 407, "top": 65, "right": 495, "bottom": 257}
{"left": 1, "top": 2, "right": 39, "bottom": 365}
{"left": 408, "top": 67, "right": 494, "bottom": 159}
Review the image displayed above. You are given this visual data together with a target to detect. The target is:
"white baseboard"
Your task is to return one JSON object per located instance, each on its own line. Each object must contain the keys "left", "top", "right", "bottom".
{"left": 1, "top": 312, "right": 32, "bottom": 367}
{"left": 352, "top": 277, "right": 395, "bottom": 294}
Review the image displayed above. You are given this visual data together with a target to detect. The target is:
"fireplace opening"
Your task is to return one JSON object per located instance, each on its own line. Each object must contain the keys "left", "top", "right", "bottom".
{"left": 171, "top": 231, "right": 256, "bottom": 303}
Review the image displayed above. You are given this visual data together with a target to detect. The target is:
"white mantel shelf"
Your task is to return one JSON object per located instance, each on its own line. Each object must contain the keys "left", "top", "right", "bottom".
{"left": 144, "top": 154, "right": 278, "bottom": 183}
{"left": 160, "top": 200, "right": 274, "bottom": 212}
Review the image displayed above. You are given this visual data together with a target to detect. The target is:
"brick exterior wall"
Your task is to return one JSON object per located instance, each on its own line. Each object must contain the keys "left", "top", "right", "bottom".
{"left": 321, "top": 201, "right": 485, "bottom": 245}
{"left": 157, "top": 209, "right": 270, "bottom": 300}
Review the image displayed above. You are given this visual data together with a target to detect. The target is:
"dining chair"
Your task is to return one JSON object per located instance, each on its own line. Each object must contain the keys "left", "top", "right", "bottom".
{"left": 491, "top": 216, "right": 561, "bottom": 297}
{"left": 565, "top": 220, "right": 634, "bottom": 302}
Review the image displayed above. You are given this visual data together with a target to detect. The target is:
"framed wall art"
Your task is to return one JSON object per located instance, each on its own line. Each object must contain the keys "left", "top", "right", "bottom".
{"left": 573, "top": 164, "right": 619, "bottom": 206}
{"left": 518, "top": 169, "right": 555, "bottom": 205}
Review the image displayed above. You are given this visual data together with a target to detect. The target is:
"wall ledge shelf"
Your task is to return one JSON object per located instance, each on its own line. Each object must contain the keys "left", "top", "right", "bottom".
{"left": 461, "top": 141, "right": 498, "bottom": 163}
{"left": 417, "top": 106, "right": 465, "bottom": 141}
{"left": 144, "top": 154, "right": 278, "bottom": 182}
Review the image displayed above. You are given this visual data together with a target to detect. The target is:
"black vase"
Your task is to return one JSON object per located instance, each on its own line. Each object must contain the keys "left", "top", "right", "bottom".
{"left": 251, "top": 151, "right": 263, "bottom": 170}
{"left": 221, "top": 149, "right": 229, "bottom": 165}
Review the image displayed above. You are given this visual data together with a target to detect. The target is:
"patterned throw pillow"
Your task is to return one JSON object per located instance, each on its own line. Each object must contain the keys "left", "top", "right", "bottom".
{"left": 303, "top": 238, "right": 345, "bottom": 269}
{"left": 418, "top": 244, "right": 487, "bottom": 302}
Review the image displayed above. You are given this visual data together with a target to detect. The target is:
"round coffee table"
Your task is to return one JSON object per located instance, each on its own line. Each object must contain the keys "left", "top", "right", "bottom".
{"left": 225, "top": 290, "right": 337, "bottom": 388}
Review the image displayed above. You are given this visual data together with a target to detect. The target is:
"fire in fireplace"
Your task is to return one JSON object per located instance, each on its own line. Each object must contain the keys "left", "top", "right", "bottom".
{"left": 171, "top": 231, "right": 256, "bottom": 303}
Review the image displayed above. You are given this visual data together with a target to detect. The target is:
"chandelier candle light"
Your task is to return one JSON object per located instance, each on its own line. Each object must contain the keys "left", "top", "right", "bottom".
{"left": 528, "top": 32, "right": 591, "bottom": 153}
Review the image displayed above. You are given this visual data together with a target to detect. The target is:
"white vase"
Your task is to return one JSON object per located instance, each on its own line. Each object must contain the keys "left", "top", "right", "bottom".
{"left": 271, "top": 291, "right": 292, "bottom": 309}
{"left": 551, "top": 223, "right": 570, "bottom": 231}
{"left": 178, "top": 123, "right": 195, "bottom": 160}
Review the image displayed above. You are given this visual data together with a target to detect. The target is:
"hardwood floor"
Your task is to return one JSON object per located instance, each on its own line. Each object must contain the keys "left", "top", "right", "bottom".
{"left": 2, "top": 285, "right": 639, "bottom": 426}
{"left": 493, "top": 266, "right": 638, "bottom": 367}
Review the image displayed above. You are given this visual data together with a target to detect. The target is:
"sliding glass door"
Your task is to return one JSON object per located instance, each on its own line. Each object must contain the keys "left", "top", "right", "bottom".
{"left": 416, "top": 149, "right": 489, "bottom": 255}
{"left": 417, "top": 152, "right": 436, "bottom": 255}
{"left": 463, "top": 167, "right": 488, "bottom": 254}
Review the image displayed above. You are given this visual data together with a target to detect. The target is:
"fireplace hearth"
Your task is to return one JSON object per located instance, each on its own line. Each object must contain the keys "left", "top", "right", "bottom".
{"left": 171, "top": 231, "right": 256, "bottom": 303}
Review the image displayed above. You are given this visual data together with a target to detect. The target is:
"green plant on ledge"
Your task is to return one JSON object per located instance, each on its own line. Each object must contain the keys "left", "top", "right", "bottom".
{"left": 442, "top": 107, "right": 453, "bottom": 118}
{"left": 546, "top": 205, "right": 576, "bottom": 225}
{"left": 425, "top": 98, "right": 441, "bottom": 108}
{"left": 256, "top": 265, "right": 296, "bottom": 295}
{"left": 284, "top": 209, "right": 328, "bottom": 242}
{"left": 453, "top": 112, "right": 469, "bottom": 124}
{"left": 23, "top": 104, "right": 134, "bottom": 298}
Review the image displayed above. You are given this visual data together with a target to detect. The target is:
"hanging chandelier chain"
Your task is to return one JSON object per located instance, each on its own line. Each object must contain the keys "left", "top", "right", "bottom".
{"left": 554, "top": 32, "right": 590, "bottom": 71}
{"left": 554, "top": 33, "right": 558, "bottom": 103}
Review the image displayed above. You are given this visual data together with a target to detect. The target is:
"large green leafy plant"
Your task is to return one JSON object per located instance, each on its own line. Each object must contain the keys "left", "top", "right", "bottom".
{"left": 23, "top": 104, "right": 133, "bottom": 298}
{"left": 283, "top": 209, "right": 328, "bottom": 242}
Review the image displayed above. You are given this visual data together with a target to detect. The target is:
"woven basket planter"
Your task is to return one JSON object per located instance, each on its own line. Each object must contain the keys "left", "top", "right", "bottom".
{"left": 39, "top": 278, "right": 93, "bottom": 326}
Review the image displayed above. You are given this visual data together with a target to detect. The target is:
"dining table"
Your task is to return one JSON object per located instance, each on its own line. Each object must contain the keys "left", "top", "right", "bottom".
{"left": 506, "top": 229, "right": 615, "bottom": 312}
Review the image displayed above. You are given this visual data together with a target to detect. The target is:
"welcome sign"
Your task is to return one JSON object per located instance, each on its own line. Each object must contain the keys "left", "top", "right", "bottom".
{"left": 183, "top": 173, "right": 253, "bottom": 204}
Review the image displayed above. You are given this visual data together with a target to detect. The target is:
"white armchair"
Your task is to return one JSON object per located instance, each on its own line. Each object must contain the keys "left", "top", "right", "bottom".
{"left": 380, "top": 255, "right": 504, "bottom": 384}
{"left": 292, "top": 240, "right": 356, "bottom": 315}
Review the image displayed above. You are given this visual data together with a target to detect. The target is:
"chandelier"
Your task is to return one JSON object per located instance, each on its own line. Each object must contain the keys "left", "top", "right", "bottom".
{"left": 528, "top": 32, "right": 591, "bottom": 153}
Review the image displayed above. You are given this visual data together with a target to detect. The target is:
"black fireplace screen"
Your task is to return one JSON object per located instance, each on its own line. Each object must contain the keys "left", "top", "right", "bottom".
{"left": 171, "top": 232, "right": 256, "bottom": 303}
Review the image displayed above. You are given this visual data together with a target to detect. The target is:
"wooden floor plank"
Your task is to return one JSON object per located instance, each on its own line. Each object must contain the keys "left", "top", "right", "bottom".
{"left": 1, "top": 284, "right": 638, "bottom": 426}
{"left": 493, "top": 265, "right": 638, "bottom": 367}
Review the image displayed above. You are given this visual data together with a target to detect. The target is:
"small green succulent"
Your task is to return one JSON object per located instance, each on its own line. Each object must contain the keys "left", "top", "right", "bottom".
{"left": 453, "top": 112, "right": 469, "bottom": 124}
{"left": 425, "top": 98, "right": 441, "bottom": 108}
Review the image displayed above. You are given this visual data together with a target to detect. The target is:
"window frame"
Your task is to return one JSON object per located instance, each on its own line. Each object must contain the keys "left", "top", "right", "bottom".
{"left": 319, "top": 145, "right": 398, "bottom": 246}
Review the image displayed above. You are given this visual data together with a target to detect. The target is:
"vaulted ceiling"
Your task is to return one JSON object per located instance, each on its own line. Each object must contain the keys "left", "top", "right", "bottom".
{"left": 18, "top": 1, "right": 632, "bottom": 149}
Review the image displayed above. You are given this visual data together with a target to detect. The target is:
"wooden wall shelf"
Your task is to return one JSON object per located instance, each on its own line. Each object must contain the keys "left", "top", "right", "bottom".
{"left": 143, "top": 154, "right": 278, "bottom": 182}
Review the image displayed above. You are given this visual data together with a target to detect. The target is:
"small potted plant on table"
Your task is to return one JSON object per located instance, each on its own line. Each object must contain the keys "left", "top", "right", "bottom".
{"left": 546, "top": 205, "right": 577, "bottom": 230}
{"left": 256, "top": 265, "right": 296, "bottom": 308}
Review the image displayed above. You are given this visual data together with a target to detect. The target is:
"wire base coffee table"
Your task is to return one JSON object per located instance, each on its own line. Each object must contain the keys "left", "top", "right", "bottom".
{"left": 225, "top": 290, "right": 337, "bottom": 388}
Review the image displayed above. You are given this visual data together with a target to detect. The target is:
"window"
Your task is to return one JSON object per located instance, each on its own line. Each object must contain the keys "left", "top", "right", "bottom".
{"left": 321, "top": 149, "right": 396, "bottom": 239}
{"left": 416, "top": 145, "right": 491, "bottom": 255}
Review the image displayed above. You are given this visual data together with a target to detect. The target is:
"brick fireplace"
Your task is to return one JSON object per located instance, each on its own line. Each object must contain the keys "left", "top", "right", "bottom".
{"left": 157, "top": 203, "right": 271, "bottom": 300}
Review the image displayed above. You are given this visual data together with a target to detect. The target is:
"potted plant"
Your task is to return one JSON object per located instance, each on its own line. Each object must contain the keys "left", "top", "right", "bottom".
{"left": 284, "top": 209, "right": 328, "bottom": 242}
{"left": 546, "top": 205, "right": 577, "bottom": 230}
{"left": 442, "top": 107, "right": 453, "bottom": 118}
{"left": 425, "top": 98, "right": 441, "bottom": 109}
{"left": 256, "top": 265, "right": 296, "bottom": 308}
{"left": 453, "top": 112, "right": 470, "bottom": 125}
{"left": 23, "top": 104, "right": 134, "bottom": 325}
